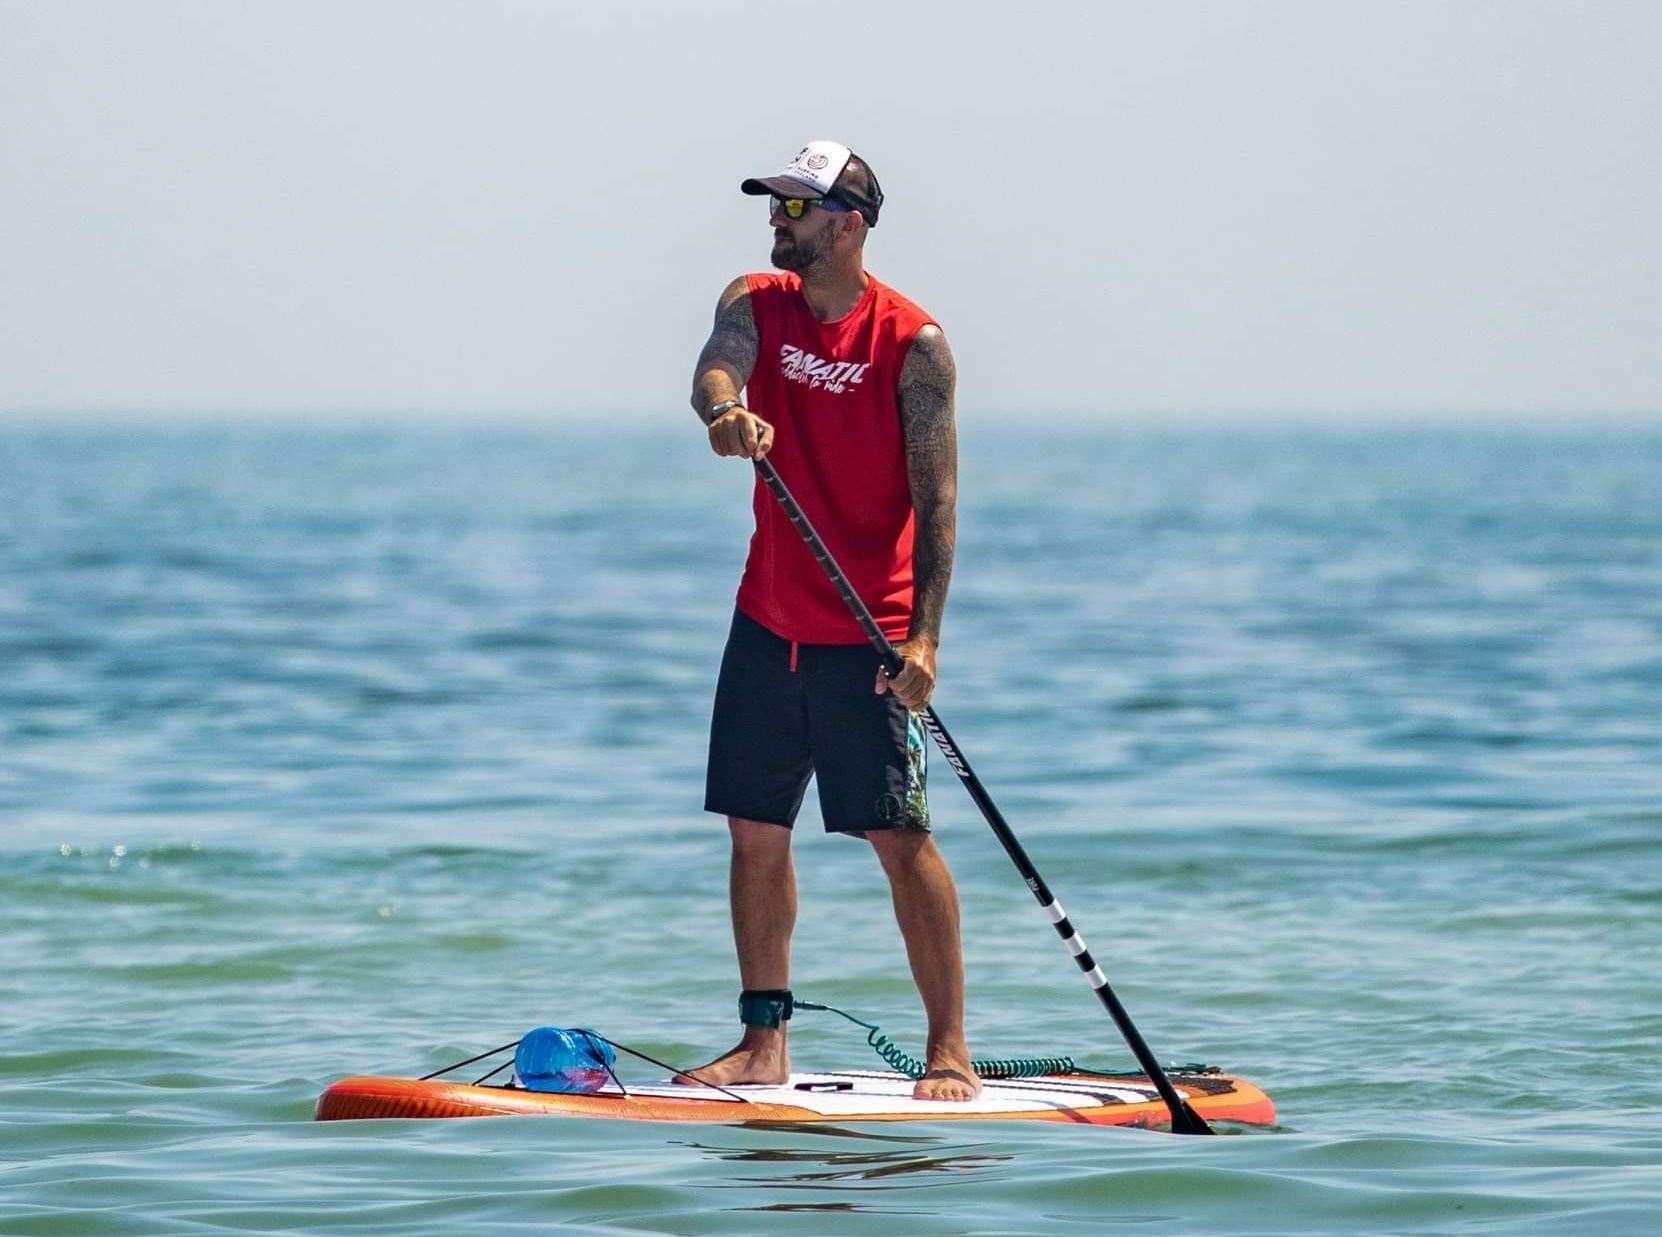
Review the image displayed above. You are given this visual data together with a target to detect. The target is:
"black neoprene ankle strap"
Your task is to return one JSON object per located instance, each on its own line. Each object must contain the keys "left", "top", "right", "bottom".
{"left": 739, "top": 989, "right": 793, "bottom": 1028}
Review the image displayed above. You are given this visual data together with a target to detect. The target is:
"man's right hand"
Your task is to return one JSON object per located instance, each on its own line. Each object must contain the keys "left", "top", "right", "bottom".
{"left": 708, "top": 407, "right": 775, "bottom": 460}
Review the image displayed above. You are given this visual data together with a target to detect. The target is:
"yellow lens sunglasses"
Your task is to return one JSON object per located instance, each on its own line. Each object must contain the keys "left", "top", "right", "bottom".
{"left": 770, "top": 194, "right": 851, "bottom": 220}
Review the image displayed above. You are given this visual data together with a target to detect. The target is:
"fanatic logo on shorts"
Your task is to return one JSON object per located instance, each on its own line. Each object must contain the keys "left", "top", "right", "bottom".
{"left": 779, "top": 343, "right": 870, "bottom": 395}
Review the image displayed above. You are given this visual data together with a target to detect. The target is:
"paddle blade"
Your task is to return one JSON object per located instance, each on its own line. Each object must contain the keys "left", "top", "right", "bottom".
{"left": 1169, "top": 1101, "right": 1216, "bottom": 1135}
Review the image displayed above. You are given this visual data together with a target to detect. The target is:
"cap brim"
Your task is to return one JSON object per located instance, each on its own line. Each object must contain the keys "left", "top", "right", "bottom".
{"left": 740, "top": 174, "right": 825, "bottom": 198}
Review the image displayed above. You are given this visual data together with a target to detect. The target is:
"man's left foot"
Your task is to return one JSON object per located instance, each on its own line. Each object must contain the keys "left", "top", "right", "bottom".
{"left": 913, "top": 1052, "right": 981, "bottom": 1101}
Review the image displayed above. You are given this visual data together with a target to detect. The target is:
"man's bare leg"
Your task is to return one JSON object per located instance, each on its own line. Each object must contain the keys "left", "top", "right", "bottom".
{"left": 866, "top": 829, "right": 981, "bottom": 1100}
{"left": 675, "top": 817, "right": 795, "bottom": 1087}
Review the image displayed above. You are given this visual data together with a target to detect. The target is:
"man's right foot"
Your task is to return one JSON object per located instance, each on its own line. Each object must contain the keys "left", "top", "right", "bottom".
{"left": 672, "top": 1034, "right": 790, "bottom": 1088}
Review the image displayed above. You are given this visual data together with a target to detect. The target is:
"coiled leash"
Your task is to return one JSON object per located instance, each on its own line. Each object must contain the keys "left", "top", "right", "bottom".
{"left": 744, "top": 989, "right": 1075, "bottom": 1080}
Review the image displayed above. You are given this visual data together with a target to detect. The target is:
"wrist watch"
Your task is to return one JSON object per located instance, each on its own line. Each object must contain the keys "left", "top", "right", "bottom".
{"left": 706, "top": 399, "right": 741, "bottom": 423}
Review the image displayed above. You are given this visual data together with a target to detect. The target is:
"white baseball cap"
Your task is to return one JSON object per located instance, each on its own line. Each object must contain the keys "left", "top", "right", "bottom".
{"left": 740, "top": 140, "right": 884, "bottom": 226}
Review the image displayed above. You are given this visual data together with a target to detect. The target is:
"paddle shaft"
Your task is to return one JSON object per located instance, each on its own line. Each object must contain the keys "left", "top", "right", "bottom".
{"left": 753, "top": 457, "right": 1214, "bottom": 1135}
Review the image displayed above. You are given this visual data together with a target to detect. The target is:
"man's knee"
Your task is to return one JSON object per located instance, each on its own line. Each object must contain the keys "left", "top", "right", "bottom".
{"left": 865, "top": 827, "right": 936, "bottom": 874}
{"left": 729, "top": 816, "right": 792, "bottom": 857}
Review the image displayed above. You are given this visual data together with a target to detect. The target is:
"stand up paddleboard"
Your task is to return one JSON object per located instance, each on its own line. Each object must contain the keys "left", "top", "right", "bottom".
{"left": 316, "top": 1068, "right": 1273, "bottom": 1128}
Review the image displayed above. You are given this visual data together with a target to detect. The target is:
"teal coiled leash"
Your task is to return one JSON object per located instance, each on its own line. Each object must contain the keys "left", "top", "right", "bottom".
{"left": 795, "top": 999, "right": 1075, "bottom": 1080}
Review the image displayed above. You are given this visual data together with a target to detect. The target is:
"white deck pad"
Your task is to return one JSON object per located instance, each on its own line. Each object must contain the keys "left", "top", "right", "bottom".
{"left": 611, "top": 1069, "right": 1173, "bottom": 1117}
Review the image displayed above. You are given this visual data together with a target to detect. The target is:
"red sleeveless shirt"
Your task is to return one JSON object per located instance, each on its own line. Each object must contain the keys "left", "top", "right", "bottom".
{"left": 735, "top": 271, "right": 936, "bottom": 644}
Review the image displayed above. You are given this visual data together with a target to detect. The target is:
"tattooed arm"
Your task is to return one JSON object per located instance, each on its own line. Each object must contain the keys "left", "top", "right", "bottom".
{"left": 879, "top": 324, "right": 958, "bottom": 711}
{"left": 692, "top": 276, "right": 774, "bottom": 459}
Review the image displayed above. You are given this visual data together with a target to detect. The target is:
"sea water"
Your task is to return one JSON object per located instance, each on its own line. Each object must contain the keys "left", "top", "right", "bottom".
{"left": 2, "top": 418, "right": 1658, "bottom": 1234}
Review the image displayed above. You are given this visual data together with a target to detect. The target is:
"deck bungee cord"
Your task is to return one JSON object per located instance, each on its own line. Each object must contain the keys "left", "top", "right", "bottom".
{"left": 421, "top": 1030, "right": 755, "bottom": 1103}
{"left": 751, "top": 456, "right": 1217, "bottom": 1134}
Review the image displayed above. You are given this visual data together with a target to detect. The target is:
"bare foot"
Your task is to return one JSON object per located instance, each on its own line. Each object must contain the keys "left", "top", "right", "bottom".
{"left": 672, "top": 1031, "right": 789, "bottom": 1088}
{"left": 913, "top": 1053, "right": 982, "bottom": 1101}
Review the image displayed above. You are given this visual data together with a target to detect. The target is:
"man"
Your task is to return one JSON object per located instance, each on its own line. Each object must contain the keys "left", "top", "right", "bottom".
{"left": 684, "top": 141, "right": 977, "bottom": 1102}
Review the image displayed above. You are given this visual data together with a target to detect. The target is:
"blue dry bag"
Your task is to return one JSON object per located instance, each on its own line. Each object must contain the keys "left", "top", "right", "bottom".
{"left": 513, "top": 1026, "right": 616, "bottom": 1094}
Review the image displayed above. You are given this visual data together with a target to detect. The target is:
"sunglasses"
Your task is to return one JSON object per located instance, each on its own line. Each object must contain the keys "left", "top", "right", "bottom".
{"left": 770, "top": 194, "right": 851, "bottom": 220}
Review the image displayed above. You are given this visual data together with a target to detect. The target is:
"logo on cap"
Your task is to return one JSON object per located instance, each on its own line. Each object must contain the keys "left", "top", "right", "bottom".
{"left": 806, "top": 154, "right": 828, "bottom": 171}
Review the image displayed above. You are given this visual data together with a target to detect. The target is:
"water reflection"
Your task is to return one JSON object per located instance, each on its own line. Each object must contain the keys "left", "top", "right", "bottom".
{"left": 682, "top": 1133, "right": 1014, "bottom": 1190}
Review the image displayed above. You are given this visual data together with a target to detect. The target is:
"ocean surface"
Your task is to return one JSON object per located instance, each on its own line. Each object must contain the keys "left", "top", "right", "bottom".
{"left": 2, "top": 418, "right": 1659, "bottom": 1235}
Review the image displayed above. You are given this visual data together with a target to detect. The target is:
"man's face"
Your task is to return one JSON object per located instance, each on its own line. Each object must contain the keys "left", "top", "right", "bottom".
{"left": 769, "top": 199, "right": 843, "bottom": 272}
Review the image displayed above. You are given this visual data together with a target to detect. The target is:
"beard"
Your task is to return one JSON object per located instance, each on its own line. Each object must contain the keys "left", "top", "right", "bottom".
{"left": 771, "top": 228, "right": 828, "bottom": 272}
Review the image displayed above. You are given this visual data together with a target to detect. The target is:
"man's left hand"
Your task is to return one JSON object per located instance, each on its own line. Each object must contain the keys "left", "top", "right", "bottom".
{"left": 875, "top": 636, "right": 937, "bottom": 712}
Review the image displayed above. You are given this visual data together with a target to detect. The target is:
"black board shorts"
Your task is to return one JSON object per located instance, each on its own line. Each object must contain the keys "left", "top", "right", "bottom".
{"left": 706, "top": 610, "right": 930, "bottom": 835}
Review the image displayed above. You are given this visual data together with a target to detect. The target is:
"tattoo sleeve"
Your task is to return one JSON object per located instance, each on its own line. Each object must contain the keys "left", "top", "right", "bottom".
{"left": 898, "top": 324, "right": 958, "bottom": 644}
{"left": 691, "top": 276, "right": 759, "bottom": 423}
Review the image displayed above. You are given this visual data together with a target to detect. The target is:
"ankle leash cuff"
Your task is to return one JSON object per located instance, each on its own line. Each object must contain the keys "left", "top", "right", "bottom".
{"left": 739, "top": 989, "right": 793, "bottom": 1028}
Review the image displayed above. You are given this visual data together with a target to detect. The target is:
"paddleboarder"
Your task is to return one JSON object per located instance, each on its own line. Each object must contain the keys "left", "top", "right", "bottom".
{"left": 685, "top": 141, "right": 978, "bottom": 1102}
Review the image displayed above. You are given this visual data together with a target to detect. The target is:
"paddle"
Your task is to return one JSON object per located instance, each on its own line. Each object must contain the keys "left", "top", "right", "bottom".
{"left": 752, "top": 456, "right": 1215, "bottom": 1135}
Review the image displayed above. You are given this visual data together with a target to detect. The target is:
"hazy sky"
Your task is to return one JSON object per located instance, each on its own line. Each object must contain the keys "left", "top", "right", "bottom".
{"left": 4, "top": 1, "right": 1658, "bottom": 418}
